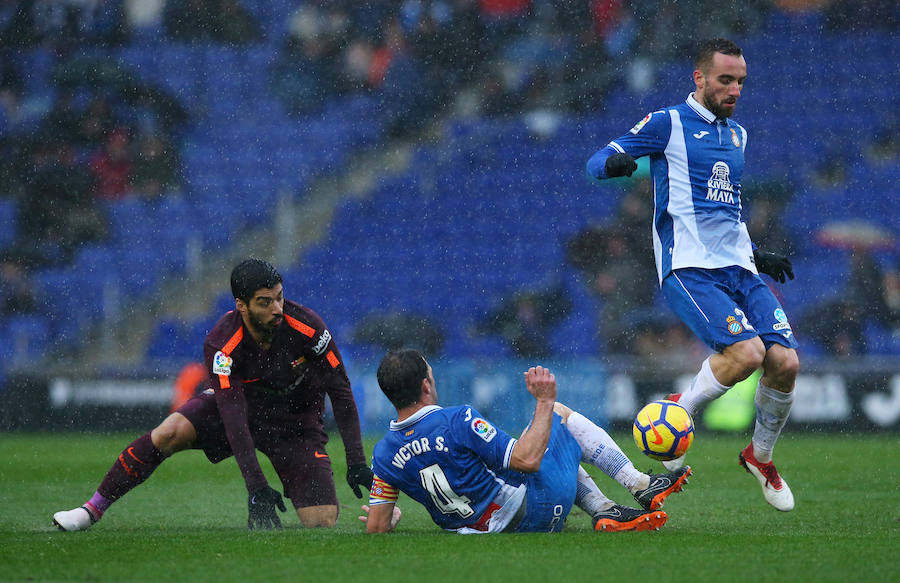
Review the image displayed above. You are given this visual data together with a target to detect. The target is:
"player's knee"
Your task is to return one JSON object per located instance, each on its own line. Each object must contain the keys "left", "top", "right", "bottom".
{"left": 150, "top": 413, "right": 195, "bottom": 453}
{"left": 726, "top": 338, "right": 766, "bottom": 374}
{"left": 767, "top": 347, "right": 799, "bottom": 384}
{"left": 297, "top": 505, "right": 338, "bottom": 528}
{"left": 553, "top": 402, "right": 573, "bottom": 421}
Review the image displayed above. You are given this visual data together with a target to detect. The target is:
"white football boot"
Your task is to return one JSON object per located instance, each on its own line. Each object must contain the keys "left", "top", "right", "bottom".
{"left": 661, "top": 454, "right": 686, "bottom": 471}
{"left": 739, "top": 443, "right": 794, "bottom": 511}
{"left": 53, "top": 506, "right": 97, "bottom": 531}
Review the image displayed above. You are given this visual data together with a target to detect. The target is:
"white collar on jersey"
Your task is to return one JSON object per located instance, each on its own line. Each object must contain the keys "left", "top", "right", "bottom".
{"left": 390, "top": 405, "right": 442, "bottom": 431}
{"left": 686, "top": 93, "right": 719, "bottom": 124}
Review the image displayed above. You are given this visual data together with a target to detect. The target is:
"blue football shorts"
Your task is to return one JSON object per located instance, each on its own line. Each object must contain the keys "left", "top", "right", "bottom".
{"left": 661, "top": 266, "right": 799, "bottom": 353}
{"left": 513, "top": 413, "right": 582, "bottom": 533}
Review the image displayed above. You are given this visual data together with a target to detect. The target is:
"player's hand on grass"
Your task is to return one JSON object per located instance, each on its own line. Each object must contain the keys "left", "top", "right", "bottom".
{"left": 248, "top": 485, "right": 287, "bottom": 530}
{"left": 346, "top": 463, "right": 375, "bottom": 499}
{"left": 605, "top": 152, "right": 637, "bottom": 177}
{"left": 754, "top": 249, "right": 794, "bottom": 284}
{"left": 359, "top": 504, "right": 402, "bottom": 530}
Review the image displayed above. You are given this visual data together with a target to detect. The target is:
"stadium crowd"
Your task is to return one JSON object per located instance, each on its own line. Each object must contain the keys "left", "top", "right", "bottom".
{"left": 0, "top": 0, "right": 897, "bottom": 386}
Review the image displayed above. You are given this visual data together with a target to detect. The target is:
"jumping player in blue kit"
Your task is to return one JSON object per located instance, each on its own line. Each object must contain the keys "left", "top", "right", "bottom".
{"left": 360, "top": 349, "right": 692, "bottom": 534}
{"left": 586, "top": 38, "right": 798, "bottom": 511}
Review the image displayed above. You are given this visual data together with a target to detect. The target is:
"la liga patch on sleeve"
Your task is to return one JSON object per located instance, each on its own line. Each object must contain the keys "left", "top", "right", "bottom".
{"left": 212, "top": 351, "right": 233, "bottom": 375}
{"left": 470, "top": 418, "right": 497, "bottom": 442}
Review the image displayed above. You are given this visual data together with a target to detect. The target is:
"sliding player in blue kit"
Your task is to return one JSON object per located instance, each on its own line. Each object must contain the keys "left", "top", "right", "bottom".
{"left": 586, "top": 38, "right": 798, "bottom": 511}
{"left": 360, "top": 349, "right": 691, "bottom": 534}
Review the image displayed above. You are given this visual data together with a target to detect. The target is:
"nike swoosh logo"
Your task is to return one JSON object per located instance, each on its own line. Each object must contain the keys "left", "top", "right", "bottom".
{"left": 693, "top": 131, "right": 709, "bottom": 139}
{"left": 644, "top": 413, "right": 664, "bottom": 445}
{"left": 314, "top": 451, "right": 328, "bottom": 459}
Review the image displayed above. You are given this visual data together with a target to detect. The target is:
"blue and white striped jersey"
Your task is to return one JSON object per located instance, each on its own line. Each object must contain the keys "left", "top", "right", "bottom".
{"left": 370, "top": 405, "right": 523, "bottom": 532}
{"left": 587, "top": 94, "right": 757, "bottom": 284}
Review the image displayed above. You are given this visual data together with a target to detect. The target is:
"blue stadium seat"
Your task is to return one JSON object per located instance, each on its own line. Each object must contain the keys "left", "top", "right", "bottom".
{"left": 0, "top": 199, "right": 16, "bottom": 249}
{"left": 4, "top": 314, "right": 51, "bottom": 364}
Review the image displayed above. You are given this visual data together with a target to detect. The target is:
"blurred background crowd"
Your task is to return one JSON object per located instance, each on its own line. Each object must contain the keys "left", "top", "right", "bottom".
{"left": 0, "top": 0, "right": 897, "bottom": 387}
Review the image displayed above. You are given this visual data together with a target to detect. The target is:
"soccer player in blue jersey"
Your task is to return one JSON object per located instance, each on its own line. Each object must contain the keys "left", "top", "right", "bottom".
{"left": 586, "top": 38, "right": 798, "bottom": 511}
{"left": 361, "top": 349, "right": 691, "bottom": 534}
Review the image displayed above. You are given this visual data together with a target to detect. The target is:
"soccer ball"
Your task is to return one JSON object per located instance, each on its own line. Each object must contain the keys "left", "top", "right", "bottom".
{"left": 632, "top": 400, "right": 695, "bottom": 461}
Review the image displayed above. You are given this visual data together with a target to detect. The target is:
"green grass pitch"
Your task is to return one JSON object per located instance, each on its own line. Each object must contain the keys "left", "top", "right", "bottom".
{"left": 1, "top": 430, "right": 897, "bottom": 582}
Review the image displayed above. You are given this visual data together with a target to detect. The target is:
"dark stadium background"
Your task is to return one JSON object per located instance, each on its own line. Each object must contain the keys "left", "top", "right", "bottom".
{"left": 0, "top": 0, "right": 897, "bottom": 434}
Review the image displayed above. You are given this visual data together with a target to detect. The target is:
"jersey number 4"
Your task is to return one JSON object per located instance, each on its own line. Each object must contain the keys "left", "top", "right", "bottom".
{"left": 419, "top": 464, "right": 474, "bottom": 518}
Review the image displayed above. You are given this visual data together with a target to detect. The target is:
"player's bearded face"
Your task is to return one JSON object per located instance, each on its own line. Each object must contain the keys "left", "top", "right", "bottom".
{"left": 698, "top": 53, "right": 746, "bottom": 119}
{"left": 245, "top": 284, "right": 284, "bottom": 340}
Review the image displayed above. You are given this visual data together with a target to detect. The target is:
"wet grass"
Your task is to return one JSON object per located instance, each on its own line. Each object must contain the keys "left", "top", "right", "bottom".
{"left": 0, "top": 431, "right": 896, "bottom": 582}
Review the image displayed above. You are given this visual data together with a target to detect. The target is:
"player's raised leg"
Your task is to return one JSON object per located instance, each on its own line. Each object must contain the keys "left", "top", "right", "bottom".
{"left": 560, "top": 404, "right": 691, "bottom": 510}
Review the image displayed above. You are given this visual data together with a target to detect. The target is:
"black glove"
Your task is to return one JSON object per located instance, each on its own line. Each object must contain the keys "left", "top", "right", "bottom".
{"left": 754, "top": 249, "right": 794, "bottom": 284}
{"left": 248, "top": 485, "right": 287, "bottom": 530}
{"left": 605, "top": 152, "right": 637, "bottom": 177}
{"left": 346, "top": 463, "right": 374, "bottom": 499}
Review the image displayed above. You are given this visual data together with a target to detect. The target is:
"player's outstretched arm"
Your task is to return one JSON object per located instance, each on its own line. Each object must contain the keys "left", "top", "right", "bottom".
{"left": 509, "top": 366, "right": 557, "bottom": 473}
{"left": 360, "top": 504, "right": 402, "bottom": 533}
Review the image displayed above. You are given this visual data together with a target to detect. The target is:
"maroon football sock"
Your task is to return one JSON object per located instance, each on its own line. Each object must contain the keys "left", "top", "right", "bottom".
{"left": 96, "top": 432, "right": 169, "bottom": 501}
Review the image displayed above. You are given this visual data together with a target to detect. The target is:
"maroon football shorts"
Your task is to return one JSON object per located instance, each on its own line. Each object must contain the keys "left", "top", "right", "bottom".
{"left": 176, "top": 391, "right": 338, "bottom": 509}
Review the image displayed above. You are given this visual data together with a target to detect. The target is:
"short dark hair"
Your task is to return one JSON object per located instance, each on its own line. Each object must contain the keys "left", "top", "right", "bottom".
{"left": 695, "top": 38, "right": 742, "bottom": 72}
{"left": 377, "top": 349, "right": 429, "bottom": 409}
{"left": 230, "top": 258, "right": 282, "bottom": 303}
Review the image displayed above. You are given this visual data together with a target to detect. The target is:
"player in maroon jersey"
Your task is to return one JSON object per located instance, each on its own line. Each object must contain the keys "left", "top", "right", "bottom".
{"left": 53, "top": 258, "right": 373, "bottom": 530}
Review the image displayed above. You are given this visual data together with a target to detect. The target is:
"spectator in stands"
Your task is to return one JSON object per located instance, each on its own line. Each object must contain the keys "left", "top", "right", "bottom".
{"left": 377, "top": 17, "right": 441, "bottom": 136}
{"left": 805, "top": 246, "right": 895, "bottom": 356}
{"left": 882, "top": 268, "right": 900, "bottom": 334}
{"left": 164, "top": 0, "right": 260, "bottom": 45}
{"left": 475, "top": 286, "right": 571, "bottom": 358}
{"left": 744, "top": 181, "right": 795, "bottom": 257}
{"left": 164, "top": 0, "right": 218, "bottom": 43}
{"left": 17, "top": 137, "right": 107, "bottom": 266}
{"left": 215, "top": 0, "right": 261, "bottom": 45}
{"left": 809, "top": 145, "right": 850, "bottom": 190}
{"left": 77, "top": 95, "right": 117, "bottom": 148}
{"left": 0, "top": 252, "right": 36, "bottom": 316}
{"left": 825, "top": 0, "right": 898, "bottom": 31}
{"left": 0, "top": 48, "right": 23, "bottom": 126}
{"left": 269, "top": 13, "right": 346, "bottom": 116}
{"left": 90, "top": 127, "right": 133, "bottom": 199}
{"left": 353, "top": 311, "right": 445, "bottom": 357}
{"left": 806, "top": 299, "right": 866, "bottom": 358}
{"left": 40, "top": 90, "right": 84, "bottom": 147}
{"left": 566, "top": 179, "right": 657, "bottom": 353}
{"left": 630, "top": 316, "right": 707, "bottom": 370}
{"left": 131, "top": 133, "right": 181, "bottom": 199}
{"left": 402, "top": 0, "right": 486, "bottom": 86}
{"left": 863, "top": 127, "right": 899, "bottom": 167}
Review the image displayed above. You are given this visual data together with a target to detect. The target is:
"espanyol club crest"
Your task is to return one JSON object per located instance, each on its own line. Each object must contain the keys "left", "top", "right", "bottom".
{"left": 726, "top": 315, "right": 743, "bottom": 335}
